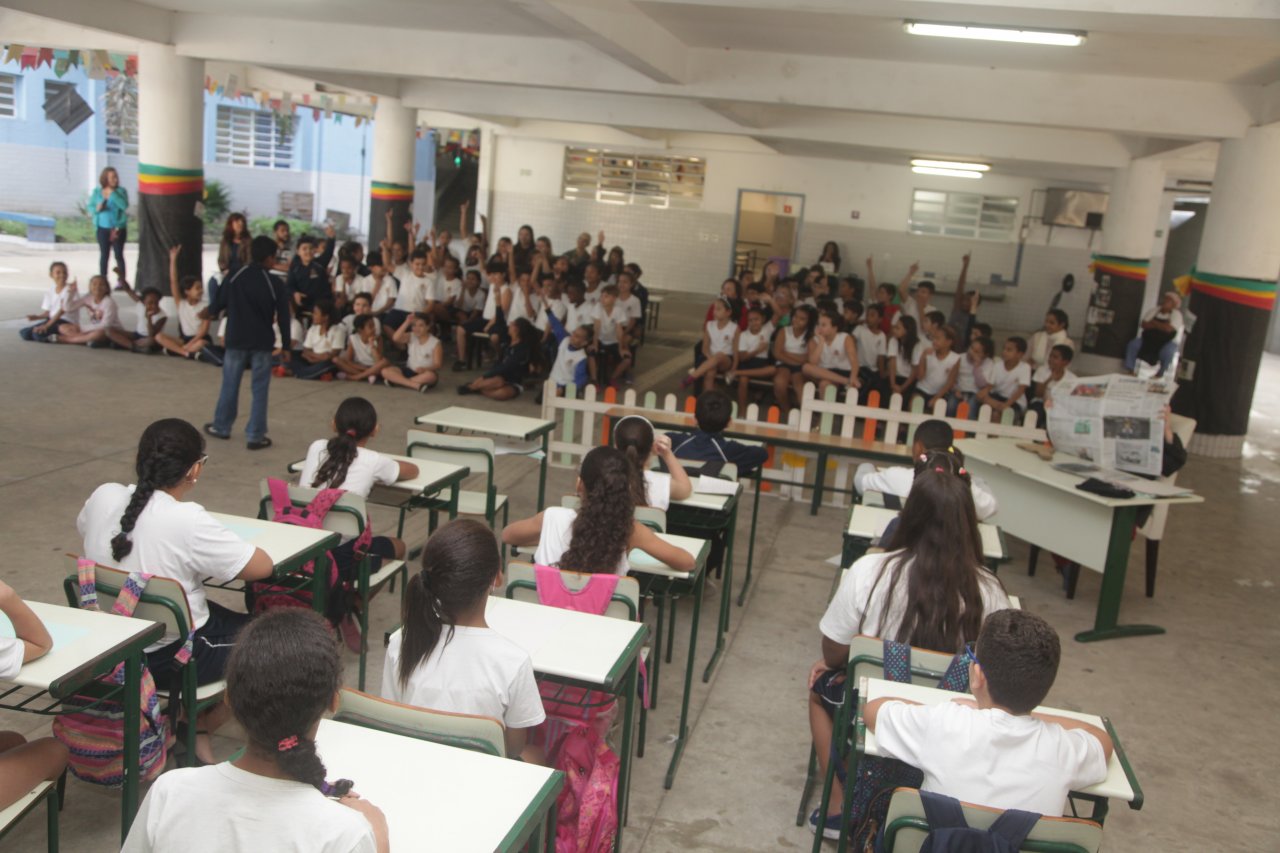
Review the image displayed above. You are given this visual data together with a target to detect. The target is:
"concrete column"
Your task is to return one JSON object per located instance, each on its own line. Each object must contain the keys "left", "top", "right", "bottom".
{"left": 1173, "top": 125, "right": 1280, "bottom": 457}
{"left": 474, "top": 125, "right": 497, "bottom": 225}
{"left": 1081, "top": 160, "right": 1165, "bottom": 361}
{"left": 370, "top": 96, "right": 416, "bottom": 254}
{"left": 136, "top": 44, "right": 205, "bottom": 291}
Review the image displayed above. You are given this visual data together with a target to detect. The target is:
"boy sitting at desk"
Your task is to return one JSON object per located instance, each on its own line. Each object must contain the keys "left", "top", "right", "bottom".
{"left": 854, "top": 419, "right": 998, "bottom": 520}
{"left": 865, "top": 610, "right": 1112, "bottom": 815}
{"left": 667, "top": 389, "right": 768, "bottom": 477}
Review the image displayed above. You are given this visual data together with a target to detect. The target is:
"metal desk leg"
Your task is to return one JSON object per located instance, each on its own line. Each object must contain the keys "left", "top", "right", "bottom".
{"left": 738, "top": 469, "right": 763, "bottom": 607}
{"left": 649, "top": 590, "right": 664, "bottom": 710}
{"left": 311, "top": 550, "right": 329, "bottom": 617}
{"left": 617, "top": 654, "right": 639, "bottom": 843}
{"left": 1075, "top": 506, "right": 1162, "bottom": 642}
{"left": 810, "top": 451, "right": 829, "bottom": 515}
{"left": 664, "top": 569, "right": 704, "bottom": 789}
{"left": 537, "top": 432, "right": 550, "bottom": 511}
{"left": 704, "top": 500, "right": 737, "bottom": 682}
{"left": 121, "top": 650, "right": 142, "bottom": 843}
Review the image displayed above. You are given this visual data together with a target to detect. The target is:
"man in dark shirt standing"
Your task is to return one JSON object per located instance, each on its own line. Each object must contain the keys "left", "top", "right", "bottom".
{"left": 204, "top": 235, "right": 292, "bottom": 450}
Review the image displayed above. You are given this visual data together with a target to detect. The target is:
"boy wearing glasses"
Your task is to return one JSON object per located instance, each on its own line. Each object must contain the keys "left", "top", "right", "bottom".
{"left": 865, "top": 610, "right": 1112, "bottom": 815}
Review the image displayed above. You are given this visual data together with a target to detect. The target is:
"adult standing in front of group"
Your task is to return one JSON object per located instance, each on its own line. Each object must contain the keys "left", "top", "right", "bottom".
{"left": 90, "top": 167, "right": 129, "bottom": 285}
{"left": 205, "top": 236, "right": 292, "bottom": 450}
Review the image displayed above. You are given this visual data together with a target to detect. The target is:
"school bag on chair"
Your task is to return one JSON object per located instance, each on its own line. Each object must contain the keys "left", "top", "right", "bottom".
{"left": 551, "top": 723, "right": 619, "bottom": 853}
{"left": 250, "top": 477, "right": 370, "bottom": 621}
{"left": 52, "top": 559, "right": 170, "bottom": 787}
{"left": 900, "top": 791, "right": 1041, "bottom": 853}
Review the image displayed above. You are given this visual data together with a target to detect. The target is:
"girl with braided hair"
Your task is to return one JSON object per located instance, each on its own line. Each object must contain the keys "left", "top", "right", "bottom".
{"left": 78, "top": 418, "right": 275, "bottom": 762}
{"left": 383, "top": 519, "right": 545, "bottom": 761}
{"left": 122, "top": 608, "right": 388, "bottom": 853}
{"left": 502, "top": 446, "right": 696, "bottom": 576}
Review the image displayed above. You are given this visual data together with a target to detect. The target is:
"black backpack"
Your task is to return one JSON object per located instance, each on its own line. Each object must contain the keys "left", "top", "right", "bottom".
{"left": 916, "top": 791, "right": 1042, "bottom": 853}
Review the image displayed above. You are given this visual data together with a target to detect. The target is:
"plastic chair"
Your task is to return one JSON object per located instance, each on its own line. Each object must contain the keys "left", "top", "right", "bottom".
{"left": 333, "top": 687, "right": 506, "bottom": 758}
{"left": 0, "top": 780, "right": 59, "bottom": 853}
{"left": 1137, "top": 414, "right": 1196, "bottom": 597}
{"left": 880, "top": 788, "right": 1103, "bottom": 853}
{"left": 257, "top": 481, "right": 407, "bottom": 691}
{"left": 405, "top": 430, "right": 509, "bottom": 532}
{"left": 61, "top": 563, "right": 224, "bottom": 768}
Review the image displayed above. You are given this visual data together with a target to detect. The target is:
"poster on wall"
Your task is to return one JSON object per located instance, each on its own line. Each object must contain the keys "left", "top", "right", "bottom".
{"left": 1082, "top": 257, "right": 1147, "bottom": 359}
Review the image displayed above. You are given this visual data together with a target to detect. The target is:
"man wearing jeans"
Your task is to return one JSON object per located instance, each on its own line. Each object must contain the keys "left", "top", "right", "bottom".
{"left": 204, "top": 236, "right": 292, "bottom": 450}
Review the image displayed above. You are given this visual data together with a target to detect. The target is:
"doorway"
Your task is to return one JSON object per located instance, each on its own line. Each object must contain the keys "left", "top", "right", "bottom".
{"left": 730, "top": 190, "right": 804, "bottom": 279}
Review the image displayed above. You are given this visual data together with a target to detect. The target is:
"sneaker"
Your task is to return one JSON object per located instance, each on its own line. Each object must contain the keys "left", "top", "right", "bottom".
{"left": 47, "top": 334, "right": 58, "bottom": 343}
{"left": 367, "top": 375, "right": 379, "bottom": 385}
{"left": 725, "top": 371, "right": 737, "bottom": 384}
{"left": 808, "top": 809, "right": 842, "bottom": 841}
{"left": 202, "top": 423, "right": 230, "bottom": 440}
{"left": 418, "top": 383, "right": 432, "bottom": 394}
{"left": 246, "top": 437, "right": 273, "bottom": 451}
{"left": 271, "top": 366, "right": 287, "bottom": 378}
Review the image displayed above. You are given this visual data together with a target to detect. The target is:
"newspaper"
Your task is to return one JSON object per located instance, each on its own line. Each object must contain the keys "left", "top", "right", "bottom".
{"left": 1046, "top": 374, "right": 1174, "bottom": 477}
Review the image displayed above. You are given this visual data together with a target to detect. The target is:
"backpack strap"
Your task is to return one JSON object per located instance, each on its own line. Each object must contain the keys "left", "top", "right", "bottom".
{"left": 985, "top": 808, "right": 1042, "bottom": 850}
{"left": 937, "top": 653, "right": 971, "bottom": 693}
{"left": 109, "top": 571, "right": 154, "bottom": 619}
{"left": 304, "top": 487, "right": 347, "bottom": 519}
{"left": 882, "top": 639, "right": 912, "bottom": 683}
{"left": 920, "top": 791, "right": 970, "bottom": 832}
{"left": 75, "top": 558, "right": 99, "bottom": 611}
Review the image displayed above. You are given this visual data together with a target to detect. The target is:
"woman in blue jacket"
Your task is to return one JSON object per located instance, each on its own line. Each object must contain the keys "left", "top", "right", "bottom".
{"left": 89, "top": 167, "right": 129, "bottom": 283}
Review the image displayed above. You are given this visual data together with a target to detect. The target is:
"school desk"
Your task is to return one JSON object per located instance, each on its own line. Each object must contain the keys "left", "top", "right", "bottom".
{"left": 314, "top": 718, "right": 563, "bottom": 853}
{"left": 485, "top": 595, "right": 645, "bottom": 846}
{"left": 414, "top": 406, "right": 556, "bottom": 510}
{"left": 207, "top": 512, "right": 341, "bottom": 615}
{"left": 842, "top": 504, "right": 1009, "bottom": 571}
{"left": 956, "top": 437, "right": 1203, "bottom": 643}
{"left": 0, "top": 601, "right": 164, "bottom": 842}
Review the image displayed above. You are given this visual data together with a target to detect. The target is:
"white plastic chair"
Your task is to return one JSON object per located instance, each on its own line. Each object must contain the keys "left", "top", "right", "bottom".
{"left": 881, "top": 788, "right": 1103, "bottom": 853}
{"left": 334, "top": 687, "right": 506, "bottom": 757}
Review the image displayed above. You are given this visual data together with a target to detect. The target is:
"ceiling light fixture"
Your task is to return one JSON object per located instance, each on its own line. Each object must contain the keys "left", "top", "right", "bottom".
{"left": 905, "top": 21, "right": 1086, "bottom": 47}
{"left": 912, "top": 166, "right": 984, "bottom": 180}
{"left": 911, "top": 159, "right": 990, "bottom": 172}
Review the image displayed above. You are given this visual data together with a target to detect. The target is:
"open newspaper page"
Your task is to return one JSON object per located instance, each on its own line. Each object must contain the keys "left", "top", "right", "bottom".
{"left": 1046, "top": 374, "right": 1174, "bottom": 477}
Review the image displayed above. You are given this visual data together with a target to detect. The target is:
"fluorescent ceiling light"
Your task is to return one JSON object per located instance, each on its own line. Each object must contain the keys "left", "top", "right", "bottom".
{"left": 905, "top": 21, "right": 1085, "bottom": 47}
{"left": 912, "top": 165, "right": 983, "bottom": 179}
{"left": 911, "top": 158, "right": 990, "bottom": 172}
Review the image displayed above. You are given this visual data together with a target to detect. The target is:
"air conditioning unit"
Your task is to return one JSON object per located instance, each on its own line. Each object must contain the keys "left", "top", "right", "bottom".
{"left": 1042, "top": 188, "right": 1108, "bottom": 229}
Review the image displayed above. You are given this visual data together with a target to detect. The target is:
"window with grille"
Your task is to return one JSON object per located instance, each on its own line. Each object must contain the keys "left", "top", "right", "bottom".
{"left": 562, "top": 148, "right": 705, "bottom": 208}
{"left": 0, "top": 74, "right": 16, "bottom": 118}
{"left": 214, "top": 105, "right": 294, "bottom": 169}
{"left": 909, "top": 189, "right": 1018, "bottom": 241}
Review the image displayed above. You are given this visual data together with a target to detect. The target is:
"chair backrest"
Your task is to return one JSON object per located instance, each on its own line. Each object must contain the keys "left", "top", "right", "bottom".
{"left": 847, "top": 635, "right": 959, "bottom": 687}
{"left": 882, "top": 788, "right": 1102, "bottom": 853}
{"left": 333, "top": 687, "right": 506, "bottom": 758}
{"left": 62, "top": 562, "right": 194, "bottom": 638}
{"left": 503, "top": 560, "right": 641, "bottom": 621}
{"left": 257, "top": 479, "right": 367, "bottom": 540}
{"left": 406, "top": 429, "right": 495, "bottom": 488}
{"left": 559, "top": 495, "right": 667, "bottom": 532}
{"left": 1138, "top": 413, "right": 1197, "bottom": 539}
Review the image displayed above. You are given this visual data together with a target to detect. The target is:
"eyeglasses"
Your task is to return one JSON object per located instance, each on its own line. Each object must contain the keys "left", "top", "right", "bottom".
{"left": 964, "top": 643, "right": 980, "bottom": 668}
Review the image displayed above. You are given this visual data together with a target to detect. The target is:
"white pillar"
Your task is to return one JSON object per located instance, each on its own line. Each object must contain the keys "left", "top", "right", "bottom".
{"left": 1099, "top": 160, "right": 1165, "bottom": 261}
{"left": 474, "top": 125, "right": 497, "bottom": 225}
{"left": 370, "top": 96, "right": 416, "bottom": 249}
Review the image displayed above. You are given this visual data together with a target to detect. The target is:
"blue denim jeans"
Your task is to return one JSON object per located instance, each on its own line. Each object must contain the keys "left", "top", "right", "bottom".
{"left": 212, "top": 348, "right": 272, "bottom": 442}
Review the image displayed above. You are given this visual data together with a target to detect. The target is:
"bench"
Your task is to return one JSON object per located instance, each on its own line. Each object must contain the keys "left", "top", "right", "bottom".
{"left": 0, "top": 211, "right": 56, "bottom": 243}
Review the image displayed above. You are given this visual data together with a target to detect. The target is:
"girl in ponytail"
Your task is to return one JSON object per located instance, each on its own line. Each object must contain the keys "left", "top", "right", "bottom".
{"left": 383, "top": 519, "right": 546, "bottom": 761}
{"left": 123, "top": 608, "right": 390, "bottom": 853}
{"left": 502, "top": 446, "right": 697, "bottom": 576}
{"left": 612, "top": 414, "right": 692, "bottom": 511}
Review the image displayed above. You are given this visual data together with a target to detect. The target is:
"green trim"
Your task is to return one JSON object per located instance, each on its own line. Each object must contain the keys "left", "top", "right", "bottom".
{"left": 138, "top": 163, "right": 203, "bottom": 177}
{"left": 883, "top": 815, "right": 1092, "bottom": 852}
{"left": 370, "top": 180, "right": 413, "bottom": 191}
{"left": 1190, "top": 266, "right": 1277, "bottom": 292}
{"left": 602, "top": 623, "right": 648, "bottom": 689}
{"left": 0, "top": 782, "right": 58, "bottom": 847}
{"left": 496, "top": 770, "right": 565, "bottom": 853}
{"left": 1105, "top": 716, "right": 1143, "bottom": 810}
{"left": 1090, "top": 253, "right": 1149, "bottom": 267}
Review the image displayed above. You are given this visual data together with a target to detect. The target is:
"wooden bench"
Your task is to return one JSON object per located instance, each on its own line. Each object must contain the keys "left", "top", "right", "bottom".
{"left": 0, "top": 211, "right": 56, "bottom": 243}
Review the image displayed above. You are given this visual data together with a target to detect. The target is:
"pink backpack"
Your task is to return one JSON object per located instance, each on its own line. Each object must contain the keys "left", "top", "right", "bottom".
{"left": 551, "top": 723, "right": 619, "bottom": 853}
{"left": 250, "top": 477, "right": 369, "bottom": 616}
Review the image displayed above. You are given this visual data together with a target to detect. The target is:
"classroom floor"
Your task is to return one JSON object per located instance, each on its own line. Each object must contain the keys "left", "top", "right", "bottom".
{"left": 1, "top": 244, "right": 1277, "bottom": 852}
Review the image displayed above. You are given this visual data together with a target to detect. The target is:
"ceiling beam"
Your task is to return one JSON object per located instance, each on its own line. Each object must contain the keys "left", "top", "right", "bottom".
{"left": 0, "top": 0, "right": 171, "bottom": 47}
{"left": 512, "top": 0, "right": 689, "bottom": 84}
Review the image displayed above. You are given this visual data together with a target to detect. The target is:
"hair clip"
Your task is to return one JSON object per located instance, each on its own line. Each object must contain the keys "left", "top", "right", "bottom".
{"left": 277, "top": 735, "right": 300, "bottom": 752}
{"left": 958, "top": 467, "right": 967, "bottom": 475}
{"left": 934, "top": 466, "right": 946, "bottom": 473}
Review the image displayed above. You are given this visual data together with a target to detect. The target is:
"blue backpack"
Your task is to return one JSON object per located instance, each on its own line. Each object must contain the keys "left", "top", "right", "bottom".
{"left": 915, "top": 792, "right": 1041, "bottom": 853}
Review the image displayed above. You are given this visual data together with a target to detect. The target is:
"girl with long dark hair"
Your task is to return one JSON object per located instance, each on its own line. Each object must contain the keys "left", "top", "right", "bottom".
{"left": 612, "top": 415, "right": 693, "bottom": 511}
{"left": 218, "top": 213, "right": 251, "bottom": 277}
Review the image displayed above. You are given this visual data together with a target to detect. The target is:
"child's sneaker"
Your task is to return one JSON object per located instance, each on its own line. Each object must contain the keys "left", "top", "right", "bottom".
{"left": 808, "top": 808, "right": 842, "bottom": 841}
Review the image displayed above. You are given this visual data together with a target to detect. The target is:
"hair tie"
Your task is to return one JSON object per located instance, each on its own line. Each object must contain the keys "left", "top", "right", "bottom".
{"left": 934, "top": 466, "right": 945, "bottom": 473}
{"left": 277, "top": 735, "right": 299, "bottom": 752}
{"left": 322, "top": 778, "right": 354, "bottom": 798}
{"left": 345, "top": 428, "right": 358, "bottom": 438}
{"left": 958, "top": 468, "right": 966, "bottom": 475}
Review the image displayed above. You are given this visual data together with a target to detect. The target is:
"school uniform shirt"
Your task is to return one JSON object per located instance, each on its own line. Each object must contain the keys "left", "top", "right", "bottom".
{"left": 549, "top": 338, "right": 589, "bottom": 387}
{"left": 333, "top": 274, "right": 361, "bottom": 303}
{"left": 887, "top": 339, "right": 927, "bottom": 379}
{"left": 617, "top": 294, "right": 643, "bottom": 327}
{"left": 901, "top": 300, "right": 937, "bottom": 324}
{"left": 535, "top": 506, "right": 629, "bottom": 575}
{"left": 956, "top": 355, "right": 987, "bottom": 395}
{"left": 340, "top": 315, "right": 382, "bottom": 339}
{"left": 987, "top": 360, "right": 1032, "bottom": 401}
{"left": 134, "top": 307, "right": 167, "bottom": 337}
{"left": 77, "top": 484, "right": 255, "bottom": 637}
{"left": 482, "top": 284, "right": 509, "bottom": 321}
{"left": 458, "top": 287, "right": 486, "bottom": 314}
{"left": 643, "top": 470, "right": 672, "bottom": 512}
{"left": 564, "top": 301, "right": 591, "bottom": 333}
{"left": 359, "top": 274, "right": 398, "bottom": 314}
{"left": 0, "top": 636, "right": 23, "bottom": 679}
{"left": 1027, "top": 329, "right": 1072, "bottom": 367}
{"left": 778, "top": 327, "right": 809, "bottom": 362}
{"left": 874, "top": 700, "right": 1109, "bottom": 816}
{"left": 436, "top": 274, "right": 463, "bottom": 305}
{"left": 120, "top": 762, "right": 376, "bottom": 853}
{"left": 918, "top": 350, "right": 962, "bottom": 396}
{"left": 1033, "top": 366, "right": 1078, "bottom": 402}
{"left": 302, "top": 324, "right": 347, "bottom": 357}
{"left": 592, "top": 303, "right": 629, "bottom": 346}
{"left": 78, "top": 294, "right": 123, "bottom": 331}
{"left": 819, "top": 550, "right": 1010, "bottom": 645}
{"left": 852, "top": 324, "right": 886, "bottom": 371}
{"left": 298, "top": 440, "right": 400, "bottom": 498}
{"left": 394, "top": 271, "right": 433, "bottom": 313}
{"left": 382, "top": 626, "right": 545, "bottom": 730}
{"left": 853, "top": 466, "right": 999, "bottom": 521}
{"left": 176, "top": 298, "right": 207, "bottom": 337}
{"left": 817, "top": 332, "right": 854, "bottom": 371}
{"left": 349, "top": 334, "right": 379, "bottom": 367}
{"left": 536, "top": 295, "right": 569, "bottom": 333}
{"left": 406, "top": 334, "right": 442, "bottom": 372}
{"left": 736, "top": 328, "right": 771, "bottom": 359}
{"left": 508, "top": 288, "right": 543, "bottom": 324}
{"left": 40, "top": 283, "right": 81, "bottom": 325}
{"left": 582, "top": 285, "right": 602, "bottom": 307}
{"left": 704, "top": 319, "right": 737, "bottom": 357}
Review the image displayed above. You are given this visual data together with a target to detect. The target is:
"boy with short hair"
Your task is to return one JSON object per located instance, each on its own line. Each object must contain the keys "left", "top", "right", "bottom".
{"left": 852, "top": 302, "right": 886, "bottom": 395}
{"left": 287, "top": 235, "right": 334, "bottom": 313}
{"left": 340, "top": 292, "right": 382, "bottom": 339}
{"left": 667, "top": 389, "right": 769, "bottom": 476}
{"left": 978, "top": 337, "right": 1032, "bottom": 419}
{"left": 854, "top": 418, "right": 998, "bottom": 519}
{"left": 358, "top": 250, "right": 399, "bottom": 319}
{"left": 865, "top": 610, "right": 1112, "bottom": 815}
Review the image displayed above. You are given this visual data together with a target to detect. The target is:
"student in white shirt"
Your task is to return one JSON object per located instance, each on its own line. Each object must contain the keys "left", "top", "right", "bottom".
{"left": 852, "top": 304, "right": 887, "bottom": 391}
{"left": 898, "top": 267, "right": 937, "bottom": 325}
{"left": 295, "top": 299, "right": 346, "bottom": 380}
{"left": 333, "top": 314, "right": 390, "bottom": 383}
{"left": 130, "top": 286, "right": 168, "bottom": 352}
{"left": 428, "top": 255, "right": 464, "bottom": 323}
{"left": 124, "top": 609, "right": 389, "bottom": 853}
{"left": 563, "top": 281, "right": 591, "bottom": 336}
{"left": 854, "top": 420, "right": 999, "bottom": 520}
{"left": 384, "top": 312, "right": 444, "bottom": 392}
{"left": 955, "top": 335, "right": 994, "bottom": 414}
{"left": 331, "top": 256, "right": 362, "bottom": 316}
{"left": 358, "top": 250, "right": 398, "bottom": 317}
{"left": 389, "top": 249, "right": 433, "bottom": 328}
{"left": 0, "top": 581, "right": 69, "bottom": 813}
{"left": 802, "top": 306, "right": 861, "bottom": 397}
{"left": 19, "top": 260, "right": 80, "bottom": 342}
{"left": 978, "top": 337, "right": 1032, "bottom": 419}
{"left": 384, "top": 520, "right": 546, "bottom": 762}
{"left": 340, "top": 293, "right": 382, "bottom": 339}
{"left": 451, "top": 269, "right": 492, "bottom": 371}
{"left": 886, "top": 315, "right": 925, "bottom": 399}
{"left": 913, "top": 324, "right": 962, "bottom": 412}
{"left": 589, "top": 284, "right": 633, "bottom": 387}
{"left": 503, "top": 447, "right": 696, "bottom": 577}
{"left": 729, "top": 305, "right": 777, "bottom": 413}
{"left": 615, "top": 272, "right": 644, "bottom": 342}
{"left": 548, "top": 324, "right": 595, "bottom": 392}
{"left": 78, "top": 418, "right": 275, "bottom": 763}
{"left": 612, "top": 415, "right": 693, "bottom": 512}
{"left": 806, "top": 460, "right": 1010, "bottom": 838}
{"left": 773, "top": 304, "right": 816, "bottom": 419}
{"left": 683, "top": 297, "right": 737, "bottom": 392}
{"left": 865, "top": 610, "right": 1111, "bottom": 816}
{"left": 57, "top": 274, "right": 134, "bottom": 349}
{"left": 1026, "top": 309, "right": 1072, "bottom": 369}
{"left": 1028, "top": 344, "right": 1078, "bottom": 425}
{"left": 156, "top": 245, "right": 215, "bottom": 361}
